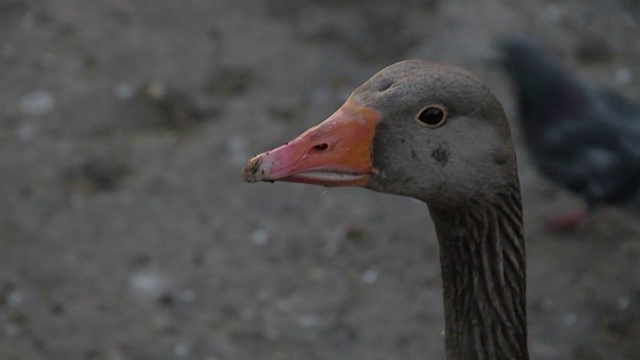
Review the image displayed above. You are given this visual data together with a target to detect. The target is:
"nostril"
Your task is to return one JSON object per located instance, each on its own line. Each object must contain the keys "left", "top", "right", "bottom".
{"left": 313, "top": 143, "right": 329, "bottom": 151}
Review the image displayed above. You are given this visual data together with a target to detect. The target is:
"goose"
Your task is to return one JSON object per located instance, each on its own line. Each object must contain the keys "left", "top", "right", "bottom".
{"left": 243, "top": 60, "right": 528, "bottom": 359}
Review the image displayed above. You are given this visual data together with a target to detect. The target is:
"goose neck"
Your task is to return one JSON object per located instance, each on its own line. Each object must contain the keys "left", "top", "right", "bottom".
{"left": 428, "top": 191, "right": 528, "bottom": 359}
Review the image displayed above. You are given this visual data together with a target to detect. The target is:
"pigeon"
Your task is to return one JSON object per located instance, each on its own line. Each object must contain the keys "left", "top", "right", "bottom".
{"left": 498, "top": 37, "right": 640, "bottom": 229}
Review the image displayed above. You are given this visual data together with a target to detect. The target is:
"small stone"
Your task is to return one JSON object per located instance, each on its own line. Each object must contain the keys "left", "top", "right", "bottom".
{"left": 114, "top": 83, "right": 136, "bottom": 101}
{"left": 361, "top": 269, "right": 378, "bottom": 284}
{"left": 251, "top": 229, "right": 269, "bottom": 246}
{"left": 19, "top": 90, "right": 55, "bottom": 116}
{"left": 173, "top": 342, "right": 191, "bottom": 358}
{"left": 297, "top": 314, "right": 318, "bottom": 328}
{"left": 129, "top": 269, "right": 168, "bottom": 299}
{"left": 7, "top": 290, "right": 25, "bottom": 307}
{"left": 614, "top": 67, "right": 632, "bottom": 84}
{"left": 616, "top": 296, "right": 631, "bottom": 311}
{"left": 146, "top": 81, "right": 167, "bottom": 101}
{"left": 226, "top": 136, "right": 249, "bottom": 167}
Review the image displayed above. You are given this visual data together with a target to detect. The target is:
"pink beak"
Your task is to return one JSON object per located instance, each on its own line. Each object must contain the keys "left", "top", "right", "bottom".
{"left": 243, "top": 97, "right": 380, "bottom": 187}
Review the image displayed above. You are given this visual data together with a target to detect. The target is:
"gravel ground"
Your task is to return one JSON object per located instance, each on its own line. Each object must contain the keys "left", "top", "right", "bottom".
{"left": 2, "top": 0, "right": 640, "bottom": 359}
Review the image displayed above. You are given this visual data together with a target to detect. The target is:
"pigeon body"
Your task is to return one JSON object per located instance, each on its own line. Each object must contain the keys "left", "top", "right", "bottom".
{"left": 499, "top": 38, "right": 640, "bottom": 213}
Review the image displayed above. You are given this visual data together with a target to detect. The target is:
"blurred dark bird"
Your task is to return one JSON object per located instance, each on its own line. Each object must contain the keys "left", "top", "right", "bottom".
{"left": 498, "top": 37, "right": 640, "bottom": 230}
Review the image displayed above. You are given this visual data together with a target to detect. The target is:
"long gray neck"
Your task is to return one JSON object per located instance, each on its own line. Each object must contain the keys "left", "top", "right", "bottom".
{"left": 428, "top": 188, "right": 528, "bottom": 360}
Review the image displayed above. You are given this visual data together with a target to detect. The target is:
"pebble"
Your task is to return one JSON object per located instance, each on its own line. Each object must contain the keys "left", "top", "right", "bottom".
{"left": 297, "top": 314, "right": 318, "bottom": 328}
{"left": 129, "top": 269, "right": 168, "bottom": 299}
{"left": 361, "top": 269, "right": 379, "bottom": 285}
{"left": 614, "top": 67, "right": 632, "bottom": 84}
{"left": 146, "top": 81, "right": 167, "bottom": 100}
{"left": 616, "top": 296, "right": 631, "bottom": 311}
{"left": 19, "top": 90, "right": 55, "bottom": 116}
{"left": 226, "top": 136, "right": 249, "bottom": 167}
{"left": 114, "top": 83, "right": 136, "bottom": 101}
{"left": 251, "top": 229, "right": 269, "bottom": 246}
{"left": 7, "top": 290, "right": 25, "bottom": 307}
{"left": 173, "top": 342, "right": 191, "bottom": 358}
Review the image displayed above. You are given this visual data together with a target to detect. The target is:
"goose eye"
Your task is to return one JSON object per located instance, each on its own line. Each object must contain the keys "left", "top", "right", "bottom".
{"left": 416, "top": 105, "right": 447, "bottom": 127}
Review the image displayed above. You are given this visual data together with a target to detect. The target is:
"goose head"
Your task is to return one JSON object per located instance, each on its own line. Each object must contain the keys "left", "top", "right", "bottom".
{"left": 243, "top": 60, "right": 517, "bottom": 209}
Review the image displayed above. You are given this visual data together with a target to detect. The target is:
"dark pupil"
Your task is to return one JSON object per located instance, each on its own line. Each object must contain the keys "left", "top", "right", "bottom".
{"left": 418, "top": 107, "right": 444, "bottom": 125}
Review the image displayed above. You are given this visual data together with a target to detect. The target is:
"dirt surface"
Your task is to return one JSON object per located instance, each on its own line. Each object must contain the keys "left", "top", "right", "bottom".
{"left": 2, "top": 0, "right": 640, "bottom": 359}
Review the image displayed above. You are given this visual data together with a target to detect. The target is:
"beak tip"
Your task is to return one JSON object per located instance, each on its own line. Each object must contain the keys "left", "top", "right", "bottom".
{"left": 242, "top": 155, "right": 264, "bottom": 183}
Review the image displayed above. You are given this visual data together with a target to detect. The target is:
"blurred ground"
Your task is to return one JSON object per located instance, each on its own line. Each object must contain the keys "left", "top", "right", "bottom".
{"left": 2, "top": 0, "right": 640, "bottom": 359}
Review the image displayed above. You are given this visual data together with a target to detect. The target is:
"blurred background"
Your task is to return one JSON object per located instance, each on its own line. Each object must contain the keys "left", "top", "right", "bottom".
{"left": 2, "top": 0, "right": 640, "bottom": 359}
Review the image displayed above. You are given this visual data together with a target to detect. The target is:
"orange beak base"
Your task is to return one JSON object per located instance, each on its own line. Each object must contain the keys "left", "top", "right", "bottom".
{"left": 242, "top": 98, "right": 379, "bottom": 187}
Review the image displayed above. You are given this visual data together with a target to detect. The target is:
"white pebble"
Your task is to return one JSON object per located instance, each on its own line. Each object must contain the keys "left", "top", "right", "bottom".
{"left": 614, "top": 67, "right": 632, "bottom": 84}
{"left": 173, "top": 343, "right": 191, "bottom": 357}
{"left": 226, "top": 136, "right": 249, "bottom": 166}
{"left": 114, "top": 83, "right": 136, "bottom": 100}
{"left": 361, "top": 269, "right": 379, "bottom": 284}
{"left": 19, "top": 90, "right": 55, "bottom": 116}
{"left": 297, "top": 314, "right": 318, "bottom": 328}
{"left": 129, "top": 269, "right": 167, "bottom": 298}
{"left": 251, "top": 229, "right": 269, "bottom": 246}
{"left": 7, "top": 290, "right": 25, "bottom": 307}
{"left": 616, "top": 296, "right": 631, "bottom": 311}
